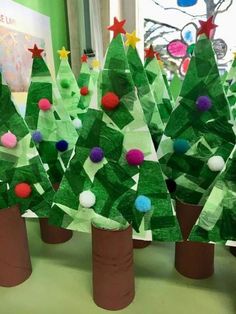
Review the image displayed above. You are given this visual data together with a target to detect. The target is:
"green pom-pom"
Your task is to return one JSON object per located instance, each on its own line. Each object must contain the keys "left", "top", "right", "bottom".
{"left": 60, "top": 79, "right": 70, "bottom": 89}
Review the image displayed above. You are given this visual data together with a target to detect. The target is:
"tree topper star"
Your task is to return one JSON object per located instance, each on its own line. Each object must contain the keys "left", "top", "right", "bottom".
{"left": 197, "top": 16, "right": 218, "bottom": 39}
{"left": 107, "top": 17, "right": 126, "bottom": 38}
{"left": 28, "top": 44, "right": 44, "bottom": 58}
{"left": 125, "top": 31, "right": 140, "bottom": 48}
{"left": 58, "top": 47, "right": 70, "bottom": 59}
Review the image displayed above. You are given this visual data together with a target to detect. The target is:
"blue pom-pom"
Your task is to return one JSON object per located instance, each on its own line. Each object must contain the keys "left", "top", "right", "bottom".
{"left": 56, "top": 140, "right": 68, "bottom": 152}
{"left": 173, "top": 139, "right": 190, "bottom": 154}
{"left": 32, "top": 131, "right": 43, "bottom": 143}
{"left": 135, "top": 195, "right": 152, "bottom": 213}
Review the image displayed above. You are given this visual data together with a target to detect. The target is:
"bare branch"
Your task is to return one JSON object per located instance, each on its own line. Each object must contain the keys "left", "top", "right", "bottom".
{"left": 216, "top": 0, "right": 233, "bottom": 14}
{"left": 144, "top": 18, "right": 181, "bottom": 31}
{"left": 152, "top": 0, "right": 205, "bottom": 18}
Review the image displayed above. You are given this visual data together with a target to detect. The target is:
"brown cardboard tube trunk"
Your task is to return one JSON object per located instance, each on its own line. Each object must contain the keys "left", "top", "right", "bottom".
{"left": 0, "top": 205, "right": 32, "bottom": 287}
{"left": 175, "top": 200, "right": 214, "bottom": 279}
{"left": 229, "top": 246, "right": 236, "bottom": 257}
{"left": 133, "top": 239, "right": 151, "bottom": 249}
{"left": 39, "top": 182, "right": 73, "bottom": 244}
{"left": 92, "top": 224, "right": 135, "bottom": 310}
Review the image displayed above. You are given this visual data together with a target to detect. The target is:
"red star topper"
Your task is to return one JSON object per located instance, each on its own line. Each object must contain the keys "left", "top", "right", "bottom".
{"left": 28, "top": 44, "right": 44, "bottom": 58}
{"left": 107, "top": 17, "right": 126, "bottom": 38}
{"left": 197, "top": 16, "right": 218, "bottom": 39}
{"left": 144, "top": 45, "right": 156, "bottom": 59}
{"left": 81, "top": 54, "right": 88, "bottom": 63}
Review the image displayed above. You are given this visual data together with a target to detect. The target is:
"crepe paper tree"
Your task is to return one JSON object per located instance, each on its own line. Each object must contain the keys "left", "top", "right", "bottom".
{"left": 144, "top": 45, "right": 175, "bottom": 126}
{"left": 170, "top": 72, "right": 183, "bottom": 101}
{"left": 56, "top": 47, "right": 93, "bottom": 129}
{"left": 157, "top": 19, "right": 235, "bottom": 206}
{"left": 224, "top": 53, "right": 236, "bottom": 123}
{"left": 189, "top": 147, "right": 236, "bottom": 243}
{"left": 126, "top": 31, "right": 165, "bottom": 148}
{"left": 25, "top": 44, "right": 78, "bottom": 186}
{"left": 49, "top": 18, "right": 182, "bottom": 242}
{"left": 0, "top": 72, "right": 54, "bottom": 216}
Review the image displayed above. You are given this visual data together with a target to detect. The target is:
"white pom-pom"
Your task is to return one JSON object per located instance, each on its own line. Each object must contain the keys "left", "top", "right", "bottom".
{"left": 73, "top": 118, "right": 82, "bottom": 129}
{"left": 207, "top": 156, "right": 225, "bottom": 172}
{"left": 79, "top": 190, "right": 96, "bottom": 208}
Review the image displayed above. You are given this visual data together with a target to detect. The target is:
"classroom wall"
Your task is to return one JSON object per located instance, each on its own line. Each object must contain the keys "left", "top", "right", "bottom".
{"left": 14, "top": 0, "right": 69, "bottom": 71}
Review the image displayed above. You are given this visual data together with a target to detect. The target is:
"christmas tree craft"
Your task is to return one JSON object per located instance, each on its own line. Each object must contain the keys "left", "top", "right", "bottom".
{"left": 144, "top": 46, "right": 174, "bottom": 125}
{"left": 56, "top": 48, "right": 95, "bottom": 127}
{"left": 49, "top": 18, "right": 182, "bottom": 241}
{"left": 0, "top": 72, "right": 54, "bottom": 216}
{"left": 157, "top": 33, "right": 235, "bottom": 206}
{"left": 25, "top": 45, "right": 78, "bottom": 186}
{"left": 224, "top": 53, "right": 236, "bottom": 122}
{"left": 126, "top": 31, "right": 165, "bottom": 148}
{"left": 170, "top": 72, "right": 182, "bottom": 101}
{"left": 189, "top": 146, "right": 236, "bottom": 243}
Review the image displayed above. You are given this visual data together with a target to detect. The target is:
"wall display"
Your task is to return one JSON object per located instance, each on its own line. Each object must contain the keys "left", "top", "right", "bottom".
{"left": 0, "top": 0, "right": 54, "bottom": 92}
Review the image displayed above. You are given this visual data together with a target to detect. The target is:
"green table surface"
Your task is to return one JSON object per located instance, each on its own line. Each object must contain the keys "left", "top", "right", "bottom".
{"left": 1, "top": 220, "right": 236, "bottom": 314}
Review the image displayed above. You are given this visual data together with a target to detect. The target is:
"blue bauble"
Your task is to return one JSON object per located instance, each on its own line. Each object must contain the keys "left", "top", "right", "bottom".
{"left": 32, "top": 131, "right": 43, "bottom": 143}
{"left": 177, "top": 0, "right": 197, "bottom": 7}
{"left": 173, "top": 139, "right": 190, "bottom": 154}
{"left": 56, "top": 140, "right": 69, "bottom": 152}
{"left": 135, "top": 195, "right": 152, "bottom": 213}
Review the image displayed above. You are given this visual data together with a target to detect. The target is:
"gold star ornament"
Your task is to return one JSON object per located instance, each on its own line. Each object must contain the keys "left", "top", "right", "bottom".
{"left": 92, "top": 59, "right": 100, "bottom": 69}
{"left": 125, "top": 31, "right": 140, "bottom": 48}
{"left": 57, "top": 47, "right": 70, "bottom": 59}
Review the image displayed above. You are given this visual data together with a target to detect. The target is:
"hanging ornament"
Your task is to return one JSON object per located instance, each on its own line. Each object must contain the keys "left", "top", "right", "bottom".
{"left": 1, "top": 131, "right": 17, "bottom": 148}
{"left": 196, "top": 96, "right": 212, "bottom": 111}
{"left": 126, "top": 149, "right": 144, "bottom": 166}
{"left": 101, "top": 92, "right": 120, "bottom": 110}
{"left": 38, "top": 98, "right": 52, "bottom": 111}
{"left": 90, "top": 147, "right": 104, "bottom": 163}
{"left": 79, "top": 190, "right": 96, "bottom": 208}
{"left": 15, "top": 183, "right": 32, "bottom": 198}
{"left": 56, "top": 140, "right": 69, "bottom": 152}
{"left": 32, "top": 131, "right": 43, "bottom": 143}
{"left": 135, "top": 195, "right": 152, "bottom": 213}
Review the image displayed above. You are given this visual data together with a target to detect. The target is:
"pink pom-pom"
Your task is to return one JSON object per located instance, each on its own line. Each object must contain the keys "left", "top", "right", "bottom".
{"left": 1, "top": 132, "right": 17, "bottom": 148}
{"left": 126, "top": 149, "right": 144, "bottom": 166}
{"left": 38, "top": 98, "right": 52, "bottom": 111}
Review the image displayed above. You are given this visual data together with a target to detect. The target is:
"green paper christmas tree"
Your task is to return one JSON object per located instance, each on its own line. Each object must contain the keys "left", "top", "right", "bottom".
{"left": 170, "top": 72, "right": 183, "bottom": 101}
{"left": 25, "top": 45, "right": 78, "bottom": 186}
{"left": 49, "top": 18, "right": 182, "bottom": 241}
{"left": 144, "top": 46, "right": 174, "bottom": 125}
{"left": 126, "top": 31, "right": 165, "bottom": 148}
{"left": 189, "top": 147, "right": 236, "bottom": 243}
{"left": 0, "top": 72, "right": 54, "bottom": 216}
{"left": 224, "top": 53, "right": 236, "bottom": 122}
{"left": 56, "top": 48, "right": 96, "bottom": 125}
{"left": 157, "top": 34, "right": 235, "bottom": 206}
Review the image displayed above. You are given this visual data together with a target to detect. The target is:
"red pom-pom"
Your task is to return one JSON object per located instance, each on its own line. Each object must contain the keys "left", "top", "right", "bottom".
{"left": 80, "top": 86, "right": 89, "bottom": 96}
{"left": 101, "top": 92, "right": 120, "bottom": 110}
{"left": 38, "top": 98, "right": 52, "bottom": 111}
{"left": 14, "top": 183, "right": 32, "bottom": 198}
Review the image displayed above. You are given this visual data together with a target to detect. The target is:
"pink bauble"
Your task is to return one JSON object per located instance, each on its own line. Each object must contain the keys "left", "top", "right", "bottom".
{"left": 126, "top": 149, "right": 144, "bottom": 166}
{"left": 1, "top": 132, "right": 17, "bottom": 148}
{"left": 38, "top": 98, "right": 52, "bottom": 111}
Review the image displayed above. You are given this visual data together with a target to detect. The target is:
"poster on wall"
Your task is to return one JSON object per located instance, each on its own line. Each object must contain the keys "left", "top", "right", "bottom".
{"left": 0, "top": 0, "right": 54, "bottom": 93}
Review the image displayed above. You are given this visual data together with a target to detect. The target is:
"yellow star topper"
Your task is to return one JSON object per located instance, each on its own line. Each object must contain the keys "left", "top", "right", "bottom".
{"left": 91, "top": 59, "right": 100, "bottom": 69}
{"left": 233, "top": 52, "right": 236, "bottom": 59}
{"left": 125, "top": 31, "right": 140, "bottom": 48}
{"left": 57, "top": 47, "right": 70, "bottom": 59}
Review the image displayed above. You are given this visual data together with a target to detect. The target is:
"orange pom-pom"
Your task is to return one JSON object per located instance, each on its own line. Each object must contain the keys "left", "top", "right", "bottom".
{"left": 14, "top": 183, "right": 32, "bottom": 198}
{"left": 80, "top": 86, "right": 89, "bottom": 96}
{"left": 101, "top": 92, "right": 120, "bottom": 110}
